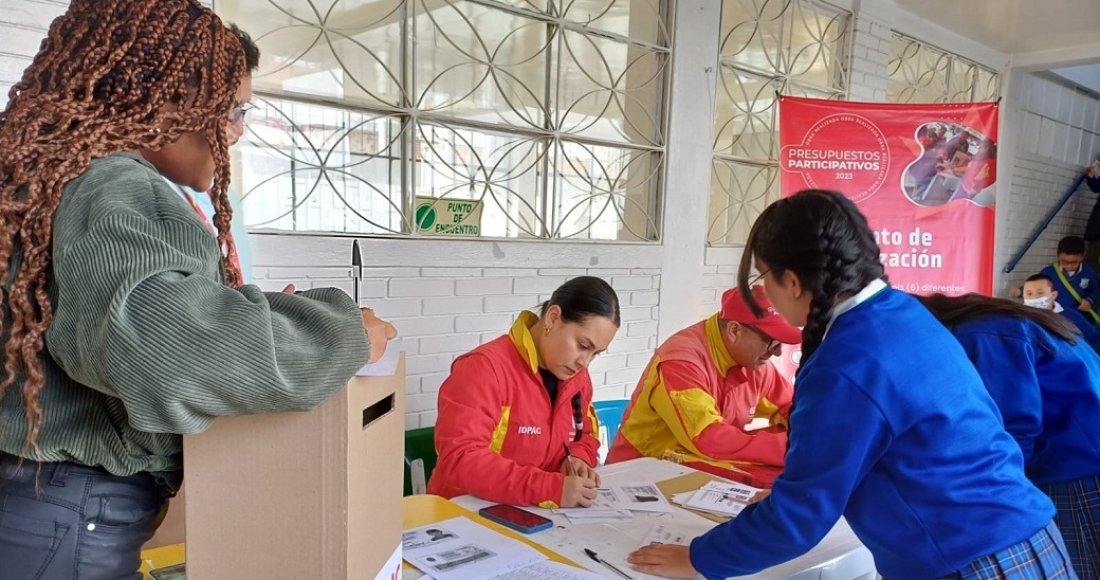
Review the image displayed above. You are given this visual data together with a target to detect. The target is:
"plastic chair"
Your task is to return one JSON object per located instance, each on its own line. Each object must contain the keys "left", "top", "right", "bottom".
{"left": 593, "top": 399, "right": 630, "bottom": 464}
{"left": 403, "top": 427, "right": 437, "bottom": 496}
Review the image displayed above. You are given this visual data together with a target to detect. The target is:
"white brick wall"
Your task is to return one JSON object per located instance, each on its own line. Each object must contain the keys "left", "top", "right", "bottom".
{"left": 998, "top": 157, "right": 1096, "bottom": 293}
{"left": 699, "top": 247, "right": 742, "bottom": 318}
{"left": 1014, "top": 74, "right": 1100, "bottom": 168}
{"left": 0, "top": 0, "right": 67, "bottom": 107}
{"left": 847, "top": 16, "right": 892, "bottom": 102}
{"left": 997, "top": 72, "right": 1100, "bottom": 294}
{"left": 250, "top": 236, "right": 662, "bottom": 429}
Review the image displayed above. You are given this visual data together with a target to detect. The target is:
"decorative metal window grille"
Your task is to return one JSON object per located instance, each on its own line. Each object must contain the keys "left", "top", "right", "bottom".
{"left": 216, "top": 0, "right": 670, "bottom": 241}
{"left": 707, "top": 0, "right": 851, "bottom": 245}
{"left": 887, "top": 34, "right": 1000, "bottom": 104}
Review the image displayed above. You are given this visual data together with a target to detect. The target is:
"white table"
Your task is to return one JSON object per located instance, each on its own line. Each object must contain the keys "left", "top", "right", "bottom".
{"left": 450, "top": 458, "right": 875, "bottom": 580}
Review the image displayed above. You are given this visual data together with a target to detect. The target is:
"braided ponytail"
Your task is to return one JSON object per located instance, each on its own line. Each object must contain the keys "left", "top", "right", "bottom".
{"left": 737, "top": 190, "right": 885, "bottom": 362}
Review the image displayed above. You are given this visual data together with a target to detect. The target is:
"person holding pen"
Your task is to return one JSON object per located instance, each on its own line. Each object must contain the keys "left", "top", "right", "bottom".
{"left": 0, "top": 2, "right": 392, "bottom": 576}
{"left": 606, "top": 286, "right": 798, "bottom": 488}
{"left": 429, "top": 276, "right": 619, "bottom": 508}
{"left": 628, "top": 189, "right": 1074, "bottom": 580}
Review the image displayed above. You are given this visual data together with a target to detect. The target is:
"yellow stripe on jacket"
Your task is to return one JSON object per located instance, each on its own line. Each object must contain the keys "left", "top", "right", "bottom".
{"left": 606, "top": 314, "right": 792, "bottom": 467}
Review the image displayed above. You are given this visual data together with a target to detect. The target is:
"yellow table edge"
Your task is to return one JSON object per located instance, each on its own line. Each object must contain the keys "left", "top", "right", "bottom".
{"left": 139, "top": 543, "right": 185, "bottom": 579}
{"left": 402, "top": 494, "right": 581, "bottom": 571}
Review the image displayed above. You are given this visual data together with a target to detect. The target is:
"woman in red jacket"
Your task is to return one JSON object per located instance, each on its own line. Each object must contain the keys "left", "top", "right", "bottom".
{"left": 428, "top": 276, "right": 620, "bottom": 508}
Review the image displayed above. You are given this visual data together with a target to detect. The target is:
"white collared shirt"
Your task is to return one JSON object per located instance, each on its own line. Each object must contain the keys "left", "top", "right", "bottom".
{"left": 824, "top": 278, "right": 889, "bottom": 338}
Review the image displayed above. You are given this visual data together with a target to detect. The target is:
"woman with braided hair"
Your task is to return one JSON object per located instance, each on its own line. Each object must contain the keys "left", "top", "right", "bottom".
{"left": 0, "top": 1, "right": 391, "bottom": 576}
{"left": 629, "top": 190, "right": 1075, "bottom": 580}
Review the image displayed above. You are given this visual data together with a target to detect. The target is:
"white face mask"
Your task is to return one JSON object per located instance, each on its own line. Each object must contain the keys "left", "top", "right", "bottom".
{"left": 1024, "top": 296, "right": 1052, "bottom": 309}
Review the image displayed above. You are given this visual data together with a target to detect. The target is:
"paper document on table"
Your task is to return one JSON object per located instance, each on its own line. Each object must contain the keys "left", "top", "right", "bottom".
{"left": 553, "top": 488, "right": 622, "bottom": 513}
{"left": 553, "top": 488, "right": 635, "bottom": 522}
{"left": 669, "top": 491, "right": 695, "bottom": 506}
{"left": 682, "top": 481, "right": 764, "bottom": 517}
{"left": 355, "top": 342, "right": 401, "bottom": 376}
{"left": 608, "top": 481, "right": 675, "bottom": 513}
{"left": 640, "top": 524, "right": 693, "bottom": 548}
{"left": 489, "top": 561, "right": 605, "bottom": 579}
{"left": 562, "top": 511, "right": 635, "bottom": 525}
{"left": 555, "top": 482, "right": 672, "bottom": 517}
{"left": 402, "top": 516, "right": 545, "bottom": 580}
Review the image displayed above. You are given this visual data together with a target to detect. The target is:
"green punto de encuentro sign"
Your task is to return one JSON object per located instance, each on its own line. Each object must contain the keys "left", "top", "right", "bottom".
{"left": 414, "top": 197, "right": 484, "bottom": 237}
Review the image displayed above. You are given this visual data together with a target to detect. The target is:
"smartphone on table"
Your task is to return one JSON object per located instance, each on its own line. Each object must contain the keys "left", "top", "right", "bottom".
{"left": 478, "top": 504, "right": 553, "bottom": 534}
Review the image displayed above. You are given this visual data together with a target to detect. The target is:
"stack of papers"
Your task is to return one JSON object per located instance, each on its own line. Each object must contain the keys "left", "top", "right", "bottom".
{"left": 403, "top": 516, "right": 603, "bottom": 580}
{"left": 676, "top": 481, "right": 764, "bottom": 518}
{"left": 553, "top": 481, "right": 674, "bottom": 524}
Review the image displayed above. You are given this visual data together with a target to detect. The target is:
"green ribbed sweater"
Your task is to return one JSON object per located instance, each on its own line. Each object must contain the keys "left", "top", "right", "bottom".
{"left": 0, "top": 153, "right": 370, "bottom": 478}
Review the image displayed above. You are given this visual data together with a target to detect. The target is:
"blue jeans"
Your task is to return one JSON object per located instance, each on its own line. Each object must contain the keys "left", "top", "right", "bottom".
{"left": 0, "top": 453, "right": 166, "bottom": 580}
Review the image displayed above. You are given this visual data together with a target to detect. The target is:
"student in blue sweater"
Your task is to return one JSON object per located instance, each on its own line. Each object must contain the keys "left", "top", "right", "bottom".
{"left": 919, "top": 293, "right": 1100, "bottom": 578}
{"left": 1039, "top": 236, "right": 1100, "bottom": 324}
{"left": 628, "top": 189, "right": 1074, "bottom": 580}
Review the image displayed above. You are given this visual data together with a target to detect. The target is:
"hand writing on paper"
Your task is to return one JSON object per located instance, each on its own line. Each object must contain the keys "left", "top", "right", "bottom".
{"left": 362, "top": 307, "right": 397, "bottom": 363}
{"left": 559, "top": 456, "right": 601, "bottom": 487}
{"left": 628, "top": 544, "right": 698, "bottom": 578}
{"left": 560, "top": 475, "right": 598, "bottom": 508}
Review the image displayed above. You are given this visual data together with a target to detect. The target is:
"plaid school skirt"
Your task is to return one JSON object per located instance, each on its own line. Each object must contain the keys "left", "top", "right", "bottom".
{"left": 1040, "top": 476, "right": 1100, "bottom": 579}
{"left": 935, "top": 522, "right": 1077, "bottom": 580}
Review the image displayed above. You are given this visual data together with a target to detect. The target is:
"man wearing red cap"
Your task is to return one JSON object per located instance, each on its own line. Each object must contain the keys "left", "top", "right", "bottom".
{"left": 606, "top": 286, "right": 800, "bottom": 485}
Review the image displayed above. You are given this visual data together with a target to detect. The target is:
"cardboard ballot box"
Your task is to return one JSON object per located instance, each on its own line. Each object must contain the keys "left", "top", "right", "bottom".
{"left": 177, "top": 353, "right": 406, "bottom": 580}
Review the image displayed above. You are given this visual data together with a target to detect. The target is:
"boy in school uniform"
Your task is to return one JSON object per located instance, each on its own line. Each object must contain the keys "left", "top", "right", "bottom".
{"left": 1023, "top": 273, "right": 1100, "bottom": 352}
{"left": 1039, "top": 235, "right": 1099, "bottom": 325}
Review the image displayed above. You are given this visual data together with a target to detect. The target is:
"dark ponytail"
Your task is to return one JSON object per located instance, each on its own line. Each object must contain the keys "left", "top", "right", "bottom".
{"left": 540, "top": 276, "right": 621, "bottom": 327}
{"left": 737, "top": 189, "right": 885, "bottom": 361}
{"left": 917, "top": 293, "right": 1079, "bottom": 343}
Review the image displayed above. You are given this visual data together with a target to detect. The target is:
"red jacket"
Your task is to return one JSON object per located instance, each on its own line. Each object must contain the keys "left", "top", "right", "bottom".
{"left": 428, "top": 311, "right": 600, "bottom": 507}
{"left": 607, "top": 315, "right": 792, "bottom": 471}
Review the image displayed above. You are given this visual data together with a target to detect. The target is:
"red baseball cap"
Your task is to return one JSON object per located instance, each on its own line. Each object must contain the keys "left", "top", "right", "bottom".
{"left": 719, "top": 286, "right": 802, "bottom": 345}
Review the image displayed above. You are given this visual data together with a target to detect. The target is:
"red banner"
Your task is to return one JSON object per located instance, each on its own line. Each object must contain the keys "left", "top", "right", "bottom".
{"left": 773, "top": 96, "right": 998, "bottom": 381}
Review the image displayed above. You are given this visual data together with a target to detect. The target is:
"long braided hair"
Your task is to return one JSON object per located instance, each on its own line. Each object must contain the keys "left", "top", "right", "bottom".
{"left": 917, "top": 293, "right": 1079, "bottom": 343}
{"left": 736, "top": 189, "right": 885, "bottom": 363}
{"left": 0, "top": 0, "right": 247, "bottom": 456}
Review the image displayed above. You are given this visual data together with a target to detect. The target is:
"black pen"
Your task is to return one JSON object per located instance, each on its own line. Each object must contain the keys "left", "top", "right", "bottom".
{"left": 584, "top": 548, "right": 632, "bottom": 579}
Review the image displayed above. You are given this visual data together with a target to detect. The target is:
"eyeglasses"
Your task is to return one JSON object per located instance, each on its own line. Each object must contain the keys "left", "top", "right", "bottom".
{"left": 747, "top": 269, "right": 770, "bottom": 288}
{"left": 745, "top": 325, "right": 781, "bottom": 353}
{"left": 228, "top": 103, "right": 256, "bottom": 124}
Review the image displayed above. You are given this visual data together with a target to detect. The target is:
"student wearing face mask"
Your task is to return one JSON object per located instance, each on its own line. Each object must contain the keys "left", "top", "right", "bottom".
{"left": 1023, "top": 274, "right": 1100, "bottom": 353}
{"left": 606, "top": 287, "right": 799, "bottom": 487}
{"left": 1039, "top": 236, "right": 1100, "bottom": 324}
{"left": 428, "top": 277, "right": 619, "bottom": 508}
{"left": 919, "top": 292, "right": 1100, "bottom": 578}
